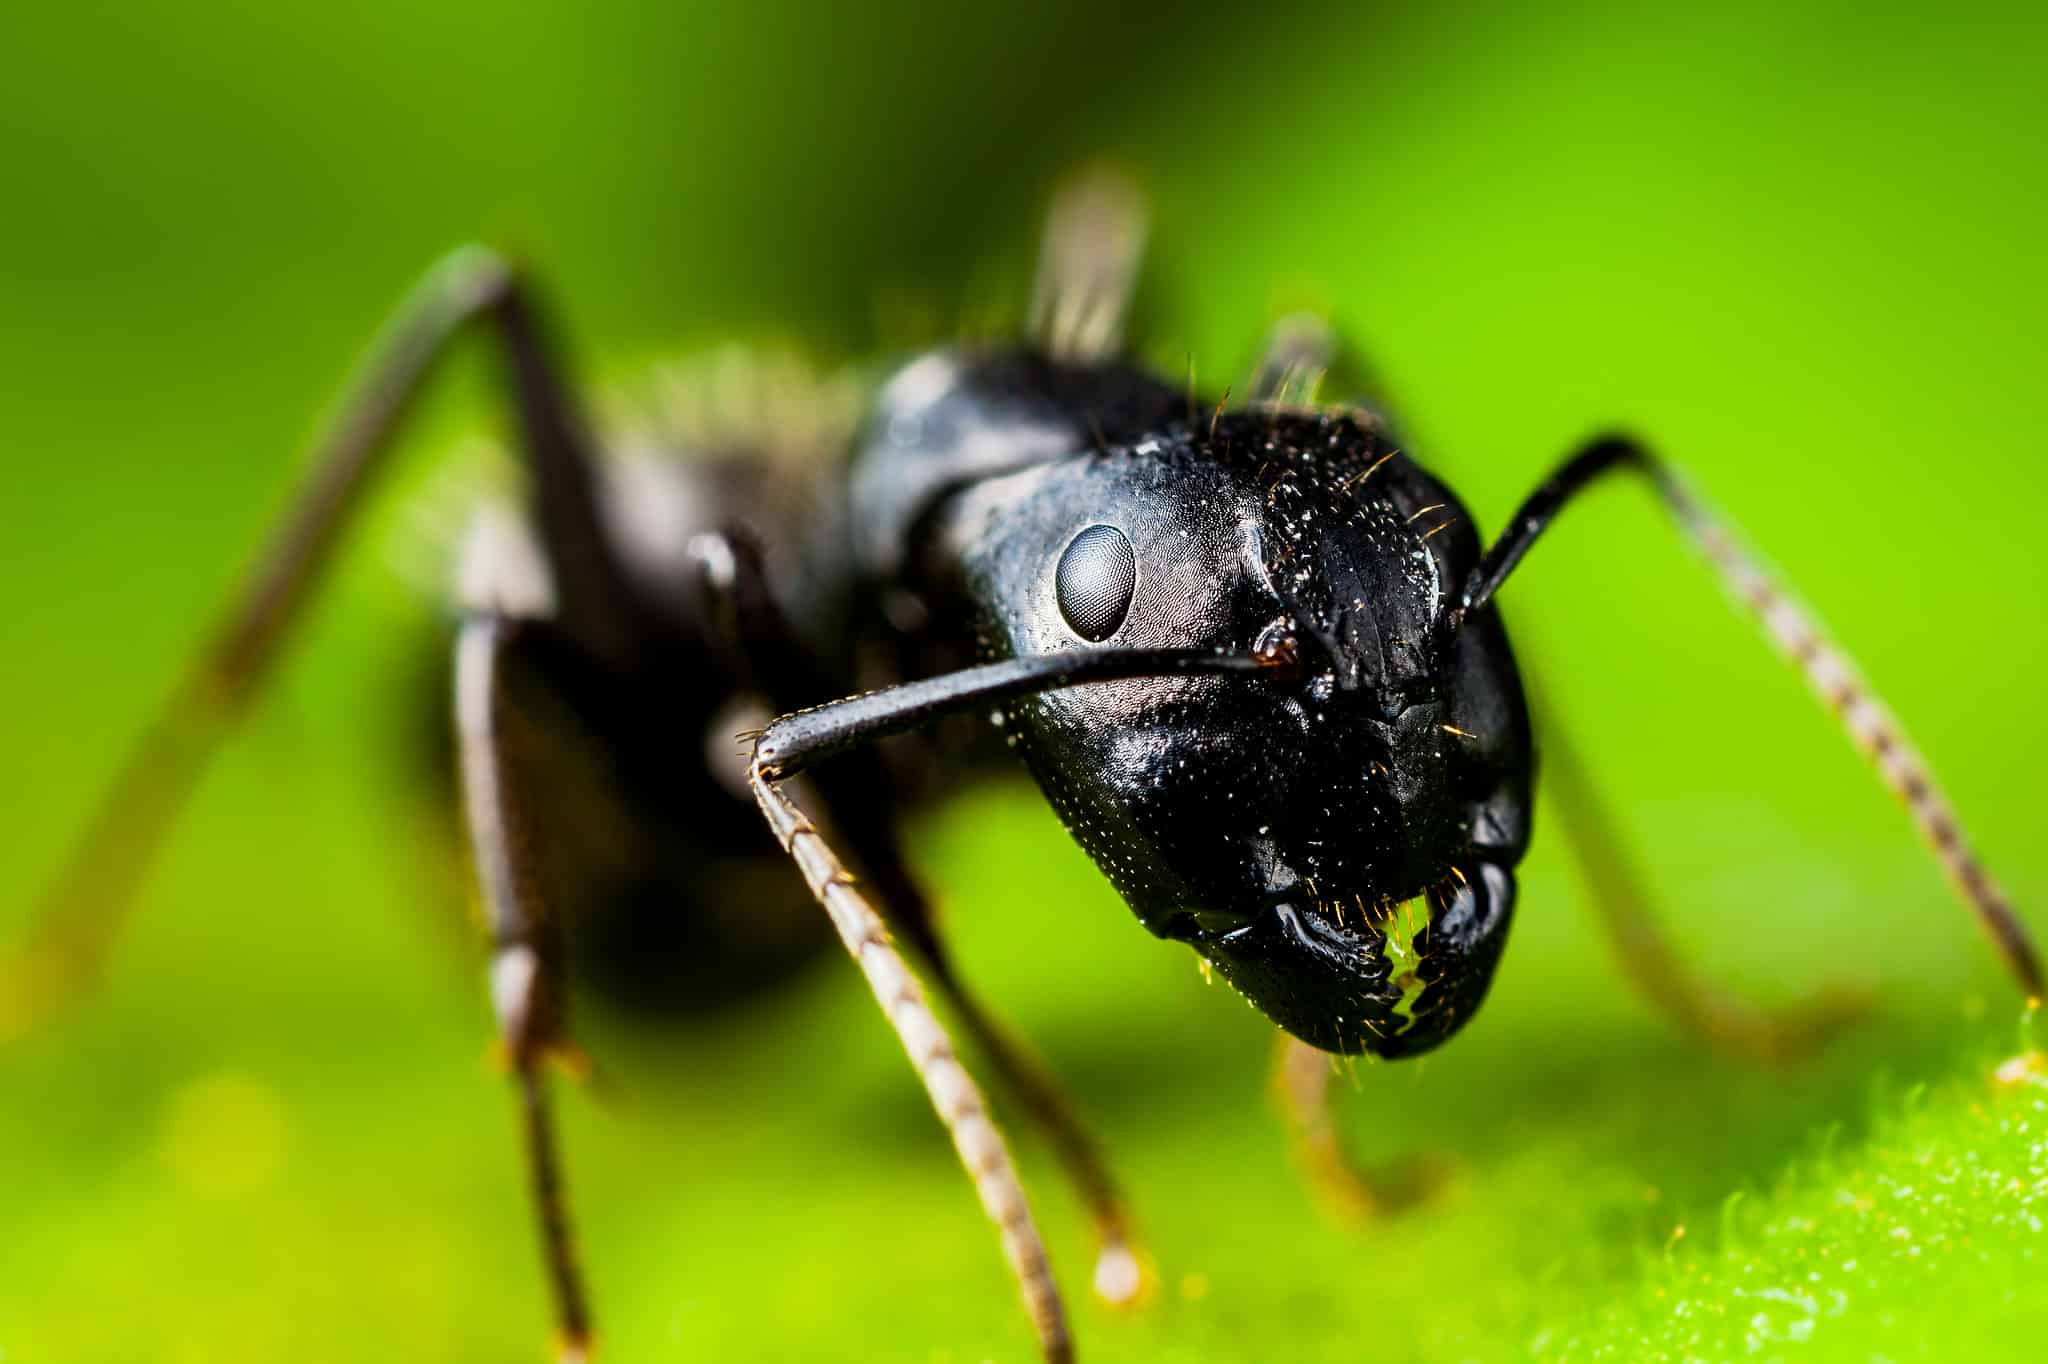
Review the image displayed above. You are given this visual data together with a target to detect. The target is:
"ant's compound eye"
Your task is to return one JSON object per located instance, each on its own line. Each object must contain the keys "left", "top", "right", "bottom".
{"left": 1055, "top": 524, "right": 1137, "bottom": 642}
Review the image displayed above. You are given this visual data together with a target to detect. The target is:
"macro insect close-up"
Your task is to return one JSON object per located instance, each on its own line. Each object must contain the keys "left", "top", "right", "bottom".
{"left": 7, "top": 5, "right": 2048, "bottom": 1363}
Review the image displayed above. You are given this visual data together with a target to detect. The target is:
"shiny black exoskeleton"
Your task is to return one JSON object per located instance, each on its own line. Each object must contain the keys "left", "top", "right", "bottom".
{"left": 736, "top": 241, "right": 2037, "bottom": 1358}
{"left": 856, "top": 353, "right": 1529, "bottom": 1056}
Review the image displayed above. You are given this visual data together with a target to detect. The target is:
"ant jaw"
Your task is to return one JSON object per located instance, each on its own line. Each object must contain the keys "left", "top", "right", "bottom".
{"left": 1155, "top": 908, "right": 1245, "bottom": 945}
{"left": 1166, "top": 862, "right": 1517, "bottom": 1058}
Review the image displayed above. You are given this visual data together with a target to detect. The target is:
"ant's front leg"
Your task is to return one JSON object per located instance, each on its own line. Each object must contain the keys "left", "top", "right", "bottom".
{"left": 745, "top": 644, "right": 1273, "bottom": 1363}
{"left": 1469, "top": 433, "right": 2043, "bottom": 1008}
{"left": 692, "top": 529, "right": 1147, "bottom": 1306}
{"left": 454, "top": 611, "right": 603, "bottom": 1363}
{"left": 1272, "top": 1035, "right": 1452, "bottom": 1223}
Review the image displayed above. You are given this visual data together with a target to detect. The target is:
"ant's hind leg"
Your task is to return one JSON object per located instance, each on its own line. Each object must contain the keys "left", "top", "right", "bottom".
{"left": 1539, "top": 699, "right": 1869, "bottom": 1062}
{"left": 455, "top": 612, "right": 600, "bottom": 1363}
{"left": 1273, "top": 1035, "right": 1451, "bottom": 1222}
{"left": 695, "top": 529, "right": 1145, "bottom": 1307}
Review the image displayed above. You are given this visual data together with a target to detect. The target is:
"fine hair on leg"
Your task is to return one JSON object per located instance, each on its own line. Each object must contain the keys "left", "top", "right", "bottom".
{"left": 749, "top": 764, "right": 1071, "bottom": 1362}
{"left": 694, "top": 525, "right": 1141, "bottom": 1305}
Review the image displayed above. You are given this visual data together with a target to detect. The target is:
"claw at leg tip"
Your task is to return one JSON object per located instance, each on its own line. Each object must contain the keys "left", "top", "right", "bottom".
{"left": 550, "top": 1042, "right": 593, "bottom": 1084}
{"left": 1092, "top": 1240, "right": 1146, "bottom": 1307}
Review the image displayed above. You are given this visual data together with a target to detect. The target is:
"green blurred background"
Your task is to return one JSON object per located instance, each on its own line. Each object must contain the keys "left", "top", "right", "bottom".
{"left": 5, "top": 2, "right": 2047, "bottom": 1360}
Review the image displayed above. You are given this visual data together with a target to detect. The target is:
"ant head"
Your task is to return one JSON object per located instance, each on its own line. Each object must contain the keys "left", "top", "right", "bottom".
{"left": 948, "top": 408, "right": 1533, "bottom": 1055}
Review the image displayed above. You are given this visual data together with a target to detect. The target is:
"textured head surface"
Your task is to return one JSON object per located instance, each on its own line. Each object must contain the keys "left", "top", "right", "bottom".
{"left": 946, "top": 407, "right": 1533, "bottom": 1055}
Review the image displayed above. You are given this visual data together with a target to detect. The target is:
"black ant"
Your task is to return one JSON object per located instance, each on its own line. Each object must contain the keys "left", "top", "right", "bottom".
{"left": 10, "top": 173, "right": 2038, "bottom": 1363}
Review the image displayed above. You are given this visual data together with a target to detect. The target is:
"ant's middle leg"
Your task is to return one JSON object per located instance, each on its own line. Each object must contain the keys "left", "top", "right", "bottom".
{"left": 692, "top": 528, "right": 1145, "bottom": 1306}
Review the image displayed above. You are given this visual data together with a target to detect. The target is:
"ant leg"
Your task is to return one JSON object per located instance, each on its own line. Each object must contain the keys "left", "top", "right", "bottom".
{"left": 926, "top": 946, "right": 1144, "bottom": 1304}
{"left": 1030, "top": 166, "right": 1147, "bottom": 362}
{"left": 695, "top": 530, "right": 1144, "bottom": 1306}
{"left": 748, "top": 765, "right": 1072, "bottom": 1364}
{"left": 1272, "top": 1034, "right": 1451, "bottom": 1221}
{"left": 819, "top": 788, "right": 1145, "bottom": 1305}
{"left": 885, "top": 887, "right": 1144, "bottom": 1305}
{"left": 1538, "top": 696, "right": 1869, "bottom": 1061}
{"left": 745, "top": 645, "right": 1278, "bottom": 1363}
{"left": 1466, "top": 434, "right": 2043, "bottom": 1001}
{"left": 4, "top": 247, "right": 643, "bottom": 1039}
{"left": 456, "top": 612, "right": 600, "bottom": 1364}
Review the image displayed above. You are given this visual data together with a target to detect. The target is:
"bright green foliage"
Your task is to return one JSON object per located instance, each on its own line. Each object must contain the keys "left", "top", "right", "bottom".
{"left": 1563, "top": 1061, "right": 2048, "bottom": 1362}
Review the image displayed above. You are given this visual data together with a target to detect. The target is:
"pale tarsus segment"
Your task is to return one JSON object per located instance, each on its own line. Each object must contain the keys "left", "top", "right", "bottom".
{"left": 1654, "top": 467, "right": 2042, "bottom": 997}
{"left": 749, "top": 767, "right": 1072, "bottom": 1364}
